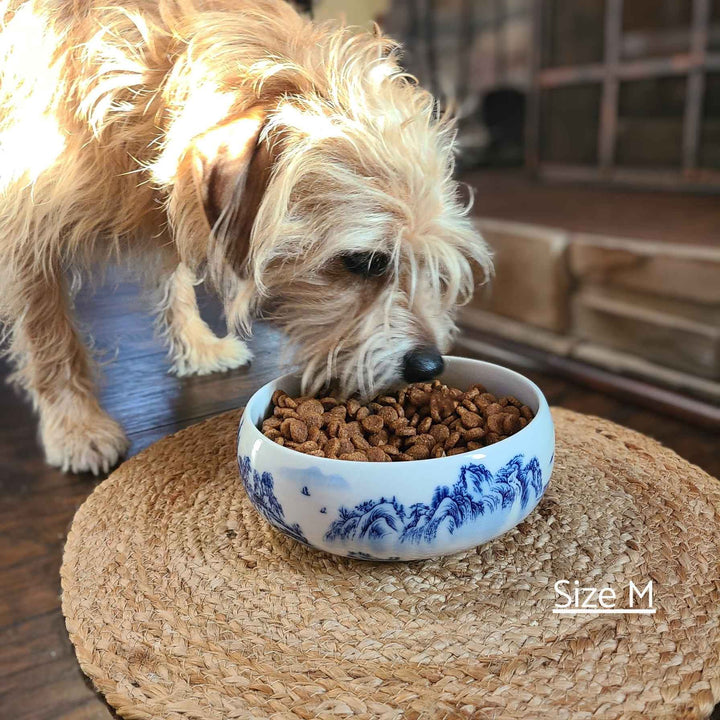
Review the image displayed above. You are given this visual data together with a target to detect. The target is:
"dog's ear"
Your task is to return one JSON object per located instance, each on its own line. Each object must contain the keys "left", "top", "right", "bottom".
{"left": 191, "top": 107, "right": 276, "bottom": 272}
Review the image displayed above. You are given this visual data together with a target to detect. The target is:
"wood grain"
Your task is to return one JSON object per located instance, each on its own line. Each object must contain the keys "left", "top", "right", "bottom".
{"left": 0, "top": 274, "right": 718, "bottom": 719}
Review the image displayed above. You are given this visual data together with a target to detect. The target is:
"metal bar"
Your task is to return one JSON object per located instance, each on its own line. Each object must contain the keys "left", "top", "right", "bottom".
{"left": 405, "top": 0, "right": 422, "bottom": 77}
{"left": 682, "top": 0, "right": 711, "bottom": 172}
{"left": 707, "top": 53, "right": 720, "bottom": 70}
{"left": 525, "top": 0, "right": 544, "bottom": 173}
{"left": 539, "top": 52, "right": 720, "bottom": 87}
{"left": 455, "top": 0, "right": 474, "bottom": 108}
{"left": 422, "top": 0, "right": 440, "bottom": 99}
{"left": 494, "top": 0, "right": 506, "bottom": 84}
{"left": 598, "top": 0, "right": 623, "bottom": 170}
{"left": 538, "top": 64, "right": 607, "bottom": 85}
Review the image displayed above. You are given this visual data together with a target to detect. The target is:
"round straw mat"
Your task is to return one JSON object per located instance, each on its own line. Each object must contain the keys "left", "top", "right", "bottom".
{"left": 61, "top": 408, "right": 720, "bottom": 720}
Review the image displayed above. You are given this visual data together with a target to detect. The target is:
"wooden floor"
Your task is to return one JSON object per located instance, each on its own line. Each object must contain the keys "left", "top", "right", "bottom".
{"left": 1, "top": 275, "right": 718, "bottom": 719}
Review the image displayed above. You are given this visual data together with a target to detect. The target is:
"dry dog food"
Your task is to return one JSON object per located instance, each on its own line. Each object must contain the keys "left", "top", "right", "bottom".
{"left": 261, "top": 380, "right": 535, "bottom": 462}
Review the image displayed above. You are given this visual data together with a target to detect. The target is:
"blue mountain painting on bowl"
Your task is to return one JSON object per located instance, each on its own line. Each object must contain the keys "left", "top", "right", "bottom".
{"left": 236, "top": 357, "right": 555, "bottom": 560}
{"left": 238, "top": 449, "right": 547, "bottom": 557}
{"left": 238, "top": 455, "right": 309, "bottom": 546}
{"left": 324, "top": 454, "right": 544, "bottom": 547}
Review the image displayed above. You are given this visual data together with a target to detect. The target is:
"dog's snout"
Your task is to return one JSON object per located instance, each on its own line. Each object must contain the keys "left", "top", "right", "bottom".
{"left": 402, "top": 347, "right": 444, "bottom": 383}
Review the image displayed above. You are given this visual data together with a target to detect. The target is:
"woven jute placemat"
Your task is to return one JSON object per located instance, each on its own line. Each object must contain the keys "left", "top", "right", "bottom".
{"left": 61, "top": 408, "right": 720, "bottom": 720}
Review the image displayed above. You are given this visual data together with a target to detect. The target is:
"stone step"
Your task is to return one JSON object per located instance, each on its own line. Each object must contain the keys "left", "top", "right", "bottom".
{"left": 463, "top": 214, "right": 720, "bottom": 395}
{"left": 456, "top": 310, "right": 720, "bottom": 404}
{"left": 572, "top": 286, "right": 720, "bottom": 379}
{"left": 470, "top": 218, "right": 570, "bottom": 333}
{"left": 569, "top": 234, "right": 720, "bottom": 305}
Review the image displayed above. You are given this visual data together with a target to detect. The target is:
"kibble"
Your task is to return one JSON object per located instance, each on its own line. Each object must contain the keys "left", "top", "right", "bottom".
{"left": 260, "top": 380, "right": 535, "bottom": 462}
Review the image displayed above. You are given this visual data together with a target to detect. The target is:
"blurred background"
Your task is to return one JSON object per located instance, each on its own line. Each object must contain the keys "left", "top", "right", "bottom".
{"left": 304, "top": 0, "right": 720, "bottom": 433}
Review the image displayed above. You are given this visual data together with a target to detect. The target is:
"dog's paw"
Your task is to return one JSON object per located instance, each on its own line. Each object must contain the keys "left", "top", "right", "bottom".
{"left": 172, "top": 335, "right": 252, "bottom": 377}
{"left": 41, "top": 407, "right": 129, "bottom": 476}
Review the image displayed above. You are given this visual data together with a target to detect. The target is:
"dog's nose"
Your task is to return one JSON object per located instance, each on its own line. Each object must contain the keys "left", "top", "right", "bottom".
{"left": 402, "top": 347, "right": 444, "bottom": 382}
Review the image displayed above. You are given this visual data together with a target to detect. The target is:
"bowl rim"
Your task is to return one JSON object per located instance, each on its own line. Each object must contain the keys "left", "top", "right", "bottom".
{"left": 239, "top": 355, "right": 551, "bottom": 467}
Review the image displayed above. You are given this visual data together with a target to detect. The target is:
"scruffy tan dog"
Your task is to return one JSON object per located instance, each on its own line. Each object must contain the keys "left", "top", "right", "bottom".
{"left": 0, "top": 0, "right": 490, "bottom": 474}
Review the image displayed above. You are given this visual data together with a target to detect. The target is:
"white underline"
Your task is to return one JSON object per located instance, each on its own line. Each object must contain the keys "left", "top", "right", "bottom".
{"left": 553, "top": 608, "right": 656, "bottom": 614}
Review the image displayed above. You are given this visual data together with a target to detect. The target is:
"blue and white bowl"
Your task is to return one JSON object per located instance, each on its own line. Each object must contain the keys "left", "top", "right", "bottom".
{"left": 237, "top": 356, "right": 554, "bottom": 561}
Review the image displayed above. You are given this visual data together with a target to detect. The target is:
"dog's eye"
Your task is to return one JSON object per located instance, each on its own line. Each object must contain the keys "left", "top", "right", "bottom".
{"left": 342, "top": 252, "right": 390, "bottom": 278}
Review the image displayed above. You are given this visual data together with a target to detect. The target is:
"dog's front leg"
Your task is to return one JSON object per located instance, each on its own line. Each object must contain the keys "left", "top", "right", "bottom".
{"left": 156, "top": 263, "right": 252, "bottom": 376}
{"left": 6, "top": 264, "right": 128, "bottom": 474}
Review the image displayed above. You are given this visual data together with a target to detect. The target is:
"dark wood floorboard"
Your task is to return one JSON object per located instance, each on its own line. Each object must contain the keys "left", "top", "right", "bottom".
{"left": 1, "top": 274, "right": 718, "bottom": 719}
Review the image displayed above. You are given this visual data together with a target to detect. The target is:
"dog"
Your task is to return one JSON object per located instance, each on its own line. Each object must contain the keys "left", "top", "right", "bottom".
{"left": 0, "top": 0, "right": 491, "bottom": 474}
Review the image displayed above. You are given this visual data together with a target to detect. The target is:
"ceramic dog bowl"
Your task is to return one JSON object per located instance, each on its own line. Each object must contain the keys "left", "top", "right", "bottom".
{"left": 237, "top": 356, "right": 554, "bottom": 561}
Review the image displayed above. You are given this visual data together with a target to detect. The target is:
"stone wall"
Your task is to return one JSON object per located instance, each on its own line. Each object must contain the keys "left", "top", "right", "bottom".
{"left": 460, "top": 219, "right": 720, "bottom": 402}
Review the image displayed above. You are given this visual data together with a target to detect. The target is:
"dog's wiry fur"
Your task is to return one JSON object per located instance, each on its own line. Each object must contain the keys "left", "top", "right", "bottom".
{"left": 0, "top": 0, "right": 491, "bottom": 474}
